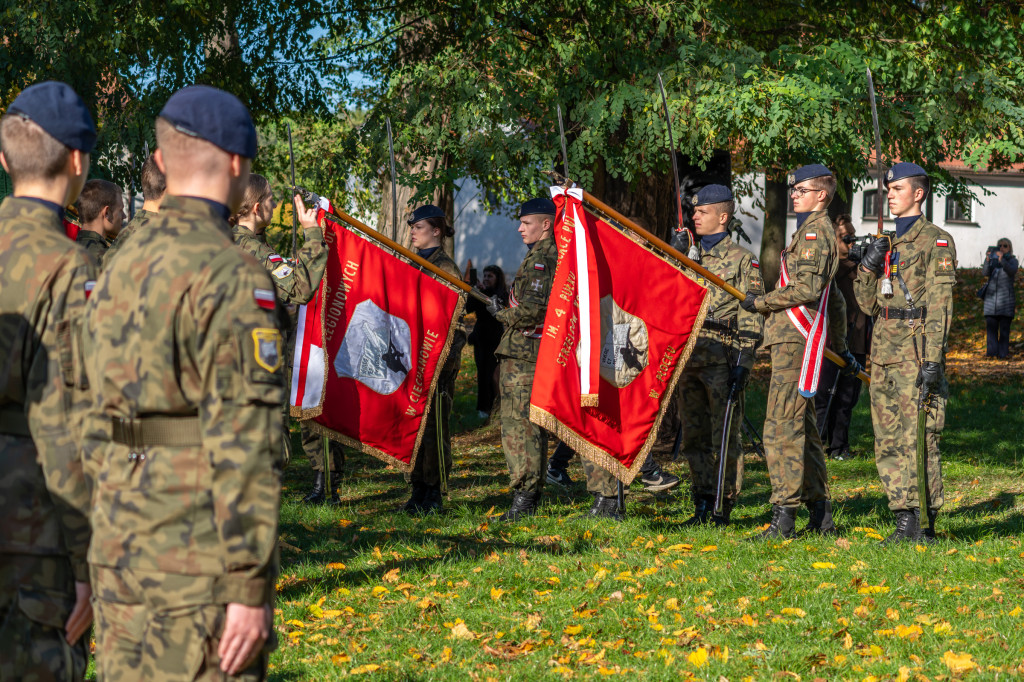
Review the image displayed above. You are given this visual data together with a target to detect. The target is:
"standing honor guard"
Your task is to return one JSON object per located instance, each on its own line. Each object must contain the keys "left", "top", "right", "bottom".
{"left": 854, "top": 163, "right": 956, "bottom": 543}
{"left": 0, "top": 80, "right": 97, "bottom": 681}
{"left": 677, "top": 185, "right": 764, "bottom": 526}
{"left": 489, "top": 198, "right": 559, "bottom": 522}
{"left": 403, "top": 204, "right": 467, "bottom": 514}
{"left": 741, "top": 164, "right": 861, "bottom": 538}
{"left": 83, "top": 85, "right": 283, "bottom": 680}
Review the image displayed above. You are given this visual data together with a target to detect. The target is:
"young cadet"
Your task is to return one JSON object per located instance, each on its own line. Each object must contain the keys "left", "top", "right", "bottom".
{"left": 741, "top": 164, "right": 861, "bottom": 538}
{"left": 489, "top": 198, "right": 559, "bottom": 522}
{"left": 105, "top": 153, "right": 165, "bottom": 262}
{"left": 678, "top": 185, "right": 764, "bottom": 526}
{"left": 854, "top": 162, "right": 956, "bottom": 544}
{"left": 403, "top": 204, "right": 467, "bottom": 514}
{"left": 82, "top": 85, "right": 284, "bottom": 680}
{"left": 0, "top": 80, "right": 97, "bottom": 680}
{"left": 228, "top": 173, "right": 336, "bottom": 505}
{"left": 74, "top": 178, "right": 125, "bottom": 267}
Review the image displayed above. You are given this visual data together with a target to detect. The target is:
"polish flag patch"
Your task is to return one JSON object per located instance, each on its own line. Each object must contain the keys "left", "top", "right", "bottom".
{"left": 534, "top": 263, "right": 546, "bottom": 271}
{"left": 84, "top": 280, "right": 95, "bottom": 299}
{"left": 269, "top": 254, "right": 284, "bottom": 263}
{"left": 253, "top": 288, "right": 276, "bottom": 310}
{"left": 805, "top": 233, "right": 817, "bottom": 240}
{"left": 936, "top": 239, "right": 948, "bottom": 247}
{"left": 751, "top": 259, "right": 760, "bottom": 269}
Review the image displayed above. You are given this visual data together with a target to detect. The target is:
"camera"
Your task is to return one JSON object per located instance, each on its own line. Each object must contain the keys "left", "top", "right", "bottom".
{"left": 844, "top": 234, "right": 877, "bottom": 263}
{"left": 987, "top": 246, "right": 1000, "bottom": 257}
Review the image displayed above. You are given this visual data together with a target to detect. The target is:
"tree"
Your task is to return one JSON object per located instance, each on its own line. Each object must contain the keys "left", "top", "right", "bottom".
{"left": 320, "top": 0, "right": 1024, "bottom": 269}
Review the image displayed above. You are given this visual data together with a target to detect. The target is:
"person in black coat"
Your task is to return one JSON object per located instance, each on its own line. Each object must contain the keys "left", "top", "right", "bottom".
{"left": 982, "top": 238, "right": 1017, "bottom": 359}
{"left": 467, "top": 264, "right": 507, "bottom": 417}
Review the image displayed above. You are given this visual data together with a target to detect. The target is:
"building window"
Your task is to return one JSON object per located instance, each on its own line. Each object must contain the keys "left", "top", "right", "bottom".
{"left": 945, "top": 195, "right": 972, "bottom": 222}
{"left": 862, "top": 190, "right": 890, "bottom": 219}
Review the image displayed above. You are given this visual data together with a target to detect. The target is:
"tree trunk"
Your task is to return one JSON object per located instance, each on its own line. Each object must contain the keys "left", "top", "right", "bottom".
{"left": 760, "top": 171, "right": 789, "bottom": 292}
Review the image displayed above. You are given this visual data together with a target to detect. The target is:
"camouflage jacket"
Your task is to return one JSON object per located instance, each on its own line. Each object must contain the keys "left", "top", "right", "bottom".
{"left": 105, "top": 208, "right": 157, "bottom": 264}
{"left": 75, "top": 228, "right": 112, "bottom": 269}
{"left": 0, "top": 197, "right": 96, "bottom": 582}
{"left": 232, "top": 224, "right": 327, "bottom": 306}
{"left": 755, "top": 210, "right": 848, "bottom": 353}
{"left": 420, "top": 247, "right": 467, "bottom": 373}
{"left": 495, "top": 236, "right": 558, "bottom": 362}
{"left": 82, "top": 195, "right": 284, "bottom": 606}
{"left": 853, "top": 216, "right": 956, "bottom": 366}
{"left": 689, "top": 234, "right": 764, "bottom": 370}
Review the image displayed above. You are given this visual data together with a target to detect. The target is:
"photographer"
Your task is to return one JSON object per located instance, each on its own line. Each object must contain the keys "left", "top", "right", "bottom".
{"left": 982, "top": 239, "right": 1017, "bottom": 359}
{"left": 814, "top": 215, "right": 871, "bottom": 459}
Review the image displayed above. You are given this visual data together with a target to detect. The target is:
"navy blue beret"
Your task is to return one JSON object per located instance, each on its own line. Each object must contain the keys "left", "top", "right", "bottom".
{"left": 518, "top": 197, "right": 556, "bottom": 218}
{"left": 885, "top": 162, "right": 928, "bottom": 187}
{"left": 7, "top": 81, "right": 96, "bottom": 152}
{"left": 787, "top": 164, "right": 833, "bottom": 187}
{"left": 407, "top": 204, "right": 447, "bottom": 224}
{"left": 690, "top": 184, "right": 734, "bottom": 207}
{"left": 158, "top": 85, "right": 257, "bottom": 158}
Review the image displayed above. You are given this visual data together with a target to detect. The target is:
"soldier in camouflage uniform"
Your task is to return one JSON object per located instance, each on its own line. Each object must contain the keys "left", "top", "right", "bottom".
{"left": 489, "top": 198, "right": 559, "bottom": 522}
{"left": 402, "top": 204, "right": 467, "bottom": 514}
{"left": 854, "top": 162, "right": 956, "bottom": 544}
{"left": 0, "top": 80, "right": 96, "bottom": 682}
{"left": 74, "top": 178, "right": 125, "bottom": 267}
{"left": 228, "top": 173, "right": 338, "bottom": 504}
{"left": 742, "top": 164, "right": 861, "bottom": 539}
{"left": 105, "top": 153, "right": 164, "bottom": 263}
{"left": 675, "top": 185, "right": 764, "bottom": 527}
{"left": 82, "top": 86, "right": 282, "bottom": 681}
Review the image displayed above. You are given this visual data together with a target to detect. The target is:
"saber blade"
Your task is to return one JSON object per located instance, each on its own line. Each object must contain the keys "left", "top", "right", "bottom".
{"left": 386, "top": 117, "right": 398, "bottom": 241}
{"left": 287, "top": 123, "right": 298, "bottom": 257}
{"left": 657, "top": 72, "right": 685, "bottom": 232}
{"left": 866, "top": 67, "right": 884, "bottom": 236}
{"left": 557, "top": 104, "right": 570, "bottom": 181}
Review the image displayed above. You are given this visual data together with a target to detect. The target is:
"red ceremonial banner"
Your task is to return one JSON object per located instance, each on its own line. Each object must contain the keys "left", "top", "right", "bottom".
{"left": 290, "top": 210, "right": 464, "bottom": 471}
{"left": 530, "top": 186, "right": 709, "bottom": 484}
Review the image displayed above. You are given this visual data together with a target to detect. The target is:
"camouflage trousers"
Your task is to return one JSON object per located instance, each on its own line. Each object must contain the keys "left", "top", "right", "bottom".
{"left": 300, "top": 421, "right": 344, "bottom": 473}
{"left": 582, "top": 458, "right": 619, "bottom": 497}
{"left": 764, "top": 343, "right": 829, "bottom": 508}
{"left": 0, "top": 555, "right": 88, "bottom": 682}
{"left": 406, "top": 363, "right": 459, "bottom": 487}
{"left": 92, "top": 566, "right": 271, "bottom": 682}
{"left": 677, "top": 363, "right": 744, "bottom": 504}
{"left": 869, "top": 360, "right": 946, "bottom": 512}
{"left": 499, "top": 357, "right": 548, "bottom": 494}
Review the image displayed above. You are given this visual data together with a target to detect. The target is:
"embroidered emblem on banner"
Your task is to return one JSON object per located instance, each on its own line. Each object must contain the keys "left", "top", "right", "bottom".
{"left": 252, "top": 328, "right": 283, "bottom": 372}
{"left": 577, "top": 295, "right": 649, "bottom": 389}
{"left": 334, "top": 299, "right": 412, "bottom": 395}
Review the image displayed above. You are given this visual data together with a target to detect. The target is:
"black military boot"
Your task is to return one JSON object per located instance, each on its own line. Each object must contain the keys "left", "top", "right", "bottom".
{"left": 712, "top": 501, "right": 733, "bottom": 527}
{"left": 682, "top": 495, "right": 713, "bottom": 527}
{"left": 751, "top": 505, "right": 797, "bottom": 540}
{"left": 882, "top": 509, "right": 921, "bottom": 545}
{"left": 803, "top": 500, "right": 837, "bottom": 536}
{"left": 419, "top": 484, "right": 443, "bottom": 514}
{"left": 922, "top": 509, "right": 938, "bottom": 541}
{"left": 302, "top": 470, "right": 326, "bottom": 504}
{"left": 326, "top": 452, "right": 343, "bottom": 505}
{"left": 498, "top": 491, "right": 539, "bottom": 522}
{"left": 401, "top": 482, "right": 427, "bottom": 513}
{"left": 585, "top": 494, "right": 624, "bottom": 521}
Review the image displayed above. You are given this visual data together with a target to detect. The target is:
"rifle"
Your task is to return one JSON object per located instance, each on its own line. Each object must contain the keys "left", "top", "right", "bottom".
{"left": 542, "top": 170, "right": 871, "bottom": 386}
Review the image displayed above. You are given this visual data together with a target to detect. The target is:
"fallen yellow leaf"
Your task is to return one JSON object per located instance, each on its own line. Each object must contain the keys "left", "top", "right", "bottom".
{"left": 326, "top": 562, "right": 347, "bottom": 570}
{"left": 781, "top": 607, "right": 806, "bottom": 618}
{"left": 491, "top": 587, "right": 505, "bottom": 601}
{"left": 701, "top": 545, "right": 717, "bottom": 553}
{"left": 895, "top": 624, "right": 923, "bottom": 640}
{"left": 664, "top": 598, "right": 680, "bottom": 611}
{"left": 812, "top": 562, "right": 836, "bottom": 569}
{"left": 564, "top": 624, "right": 582, "bottom": 635}
{"left": 350, "top": 664, "right": 380, "bottom": 674}
{"left": 371, "top": 586, "right": 389, "bottom": 597}
{"left": 450, "top": 622, "right": 476, "bottom": 640}
{"left": 942, "top": 650, "right": 976, "bottom": 674}
{"left": 687, "top": 647, "right": 708, "bottom": 667}
{"left": 331, "top": 653, "right": 350, "bottom": 665}
{"left": 382, "top": 568, "right": 400, "bottom": 583}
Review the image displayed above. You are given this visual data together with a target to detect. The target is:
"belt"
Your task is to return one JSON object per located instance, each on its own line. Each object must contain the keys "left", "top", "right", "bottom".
{"left": 702, "top": 317, "right": 737, "bottom": 333}
{"left": 881, "top": 306, "right": 926, "bottom": 320}
{"left": 112, "top": 414, "right": 202, "bottom": 449}
{"left": 0, "top": 407, "right": 30, "bottom": 437}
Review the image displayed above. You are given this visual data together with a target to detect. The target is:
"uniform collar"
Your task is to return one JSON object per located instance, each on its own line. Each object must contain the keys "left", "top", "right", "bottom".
{"left": 162, "top": 195, "right": 233, "bottom": 238}
{"left": 892, "top": 215, "right": 927, "bottom": 246}
{"left": 0, "top": 196, "right": 65, "bottom": 234}
{"left": 894, "top": 214, "right": 922, "bottom": 238}
{"left": 17, "top": 196, "right": 64, "bottom": 219}
{"left": 417, "top": 246, "right": 440, "bottom": 259}
{"left": 700, "top": 231, "right": 730, "bottom": 254}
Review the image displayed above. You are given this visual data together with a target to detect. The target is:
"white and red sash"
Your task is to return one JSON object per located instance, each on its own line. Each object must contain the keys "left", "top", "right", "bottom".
{"left": 778, "top": 252, "right": 829, "bottom": 397}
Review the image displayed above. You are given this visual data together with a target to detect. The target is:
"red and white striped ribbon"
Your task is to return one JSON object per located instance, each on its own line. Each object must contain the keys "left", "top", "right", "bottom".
{"left": 778, "top": 252, "right": 830, "bottom": 397}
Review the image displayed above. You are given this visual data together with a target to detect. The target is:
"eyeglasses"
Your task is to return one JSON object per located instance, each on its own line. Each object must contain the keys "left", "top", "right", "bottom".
{"left": 999, "top": 244, "right": 1011, "bottom": 249}
{"left": 790, "top": 187, "right": 822, "bottom": 197}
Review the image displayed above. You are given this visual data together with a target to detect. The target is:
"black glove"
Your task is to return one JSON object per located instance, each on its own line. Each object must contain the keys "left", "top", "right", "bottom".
{"left": 670, "top": 228, "right": 691, "bottom": 254}
{"left": 739, "top": 292, "right": 759, "bottom": 313}
{"left": 486, "top": 295, "right": 504, "bottom": 317}
{"left": 837, "top": 349, "right": 861, "bottom": 377}
{"left": 916, "top": 361, "right": 942, "bottom": 407}
{"left": 728, "top": 365, "right": 750, "bottom": 393}
{"left": 860, "top": 237, "right": 889, "bottom": 275}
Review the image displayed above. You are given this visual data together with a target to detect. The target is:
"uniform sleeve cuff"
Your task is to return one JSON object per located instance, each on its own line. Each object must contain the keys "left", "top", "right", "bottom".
{"left": 71, "top": 558, "right": 90, "bottom": 583}
{"left": 754, "top": 297, "right": 770, "bottom": 314}
{"left": 213, "top": 575, "right": 271, "bottom": 606}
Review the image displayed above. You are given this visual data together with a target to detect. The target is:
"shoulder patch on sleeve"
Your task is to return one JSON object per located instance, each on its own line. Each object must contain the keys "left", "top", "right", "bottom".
{"left": 805, "top": 232, "right": 817, "bottom": 240}
{"left": 252, "top": 328, "right": 283, "bottom": 372}
{"left": 534, "top": 263, "right": 545, "bottom": 270}
{"left": 254, "top": 288, "right": 276, "bottom": 310}
{"left": 936, "top": 238, "right": 949, "bottom": 247}
{"left": 84, "top": 280, "right": 95, "bottom": 299}
{"left": 751, "top": 258, "right": 759, "bottom": 269}
{"left": 268, "top": 254, "right": 284, "bottom": 263}
{"left": 272, "top": 263, "right": 293, "bottom": 279}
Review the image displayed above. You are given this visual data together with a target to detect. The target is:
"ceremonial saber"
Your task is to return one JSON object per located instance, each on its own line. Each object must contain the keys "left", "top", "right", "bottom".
{"left": 866, "top": 67, "right": 894, "bottom": 297}
{"left": 557, "top": 104, "right": 569, "bottom": 178}
{"left": 543, "top": 170, "right": 871, "bottom": 385}
{"left": 656, "top": 72, "right": 697, "bottom": 259}
{"left": 386, "top": 117, "right": 398, "bottom": 241}
{"left": 321, "top": 204, "right": 491, "bottom": 305}
{"left": 714, "top": 381, "right": 739, "bottom": 518}
{"left": 287, "top": 123, "right": 299, "bottom": 258}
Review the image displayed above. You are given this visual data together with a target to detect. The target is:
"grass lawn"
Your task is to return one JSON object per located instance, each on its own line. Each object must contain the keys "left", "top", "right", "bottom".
{"left": 271, "top": 271, "right": 1024, "bottom": 681}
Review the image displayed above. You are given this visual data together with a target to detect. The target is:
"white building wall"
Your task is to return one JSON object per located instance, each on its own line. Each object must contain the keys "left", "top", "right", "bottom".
{"left": 452, "top": 176, "right": 533, "bottom": 278}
